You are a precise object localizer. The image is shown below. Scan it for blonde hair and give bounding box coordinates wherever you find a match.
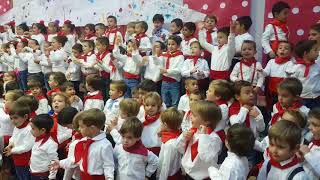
[191,100,222,128]
[209,80,233,100]
[160,107,182,130]
[51,92,71,106]
[282,110,306,129]
[75,109,105,129]
[119,98,140,117]
[143,92,162,108]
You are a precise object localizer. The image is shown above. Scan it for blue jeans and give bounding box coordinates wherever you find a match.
[43,73,51,91]
[18,70,28,91]
[302,98,320,109]
[15,166,31,180]
[124,78,140,98]
[161,81,180,108]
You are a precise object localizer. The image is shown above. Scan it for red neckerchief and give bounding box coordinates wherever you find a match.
[216,99,228,106]
[74,139,95,174]
[271,101,302,125]
[186,91,191,96]
[30,111,36,120]
[295,58,316,77]
[310,139,320,149]
[81,51,94,62]
[162,51,183,69]
[17,120,29,129]
[143,112,160,126]
[135,33,147,43]
[183,35,195,44]
[189,55,200,66]
[206,29,213,44]
[72,130,83,140]
[275,56,291,64]
[123,140,148,156]
[50,113,59,143]
[36,95,46,101]
[46,87,60,97]
[84,91,103,103]
[269,155,300,170]
[95,50,109,62]
[187,127,213,161]
[105,27,118,45]
[161,131,181,143]
[270,19,289,37]
[240,58,257,84]
[228,101,251,128]
[35,133,50,146]
[84,33,96,40]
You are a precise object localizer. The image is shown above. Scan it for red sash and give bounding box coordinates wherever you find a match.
[267,77,284,93]
[271,101,302,125]
[210,70,230,80]
[123,71,140,79]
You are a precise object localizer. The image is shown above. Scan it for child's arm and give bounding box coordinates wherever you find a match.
[11,130,35,154]
[262,61,272,77]
[251,106,265,132]
[163,55,184,76]
[230,62,240,82]
[180,60,192,78]
[229,106,250,125]
[256,63,265,89]
[175,131,193,154]
[227,23,236,60]
[132,50,143,66]
[301,145,320,176]
[101,143,115,180]
[81,55,97,69]
[112,45,128,63]
[261,24,276,58]
[47,143,59,179]
[145,151,159,179]
[109,129,122,145]
[198,29,215,53]
[200,60,210,78]
[256,160,268,180]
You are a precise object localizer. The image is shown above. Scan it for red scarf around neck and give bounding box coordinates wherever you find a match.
[183,35,195,43]
[161,131,181,143]
[95,50,109,62]
[228,101,251,128]
[206,29,213,44]
[187,127,213,161]
[162,51,183,69]
[240,58,257,83]
[17,120,29,129]
[189,55,200,66]
[275,56,291,64]
[271,101,302,125]
[295,58,315,77]
[123,140,148,156]
[84,33,96,40]
[135,33,147,43]
[35,133,50,146]
[81,51,94,62]
[216,99,229,106]
[269,155,300,170]
[270,19,289,35]
[241,58,256,67]
[143,112,160,126]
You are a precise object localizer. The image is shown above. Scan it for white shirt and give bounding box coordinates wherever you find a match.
[2,53,16,71]
[181,111,192,132]
[9,123,35,155]
[56,124,73,144]
[177,94,189,113]
[199,29,236,71]
[59,138,81,180]
[0,108,14,137]
[157,138,182,180]
[208,151,249,180]
[140,117,161,148]
[109,117,126,145]
[113,144,158,179]
[215,103,229,133]
[66,60,81,81]
[47,34,57,43]
[230,61,264,87]
[39,54,52,75]
[30,137,58,179]
[263,58,295,78]
[106,31,123,47]
[262,24,288,54]
[83,91,104,111]
[10,47,27,71]
[103,97,123,125]
[31,34,45,52]
[138,36,152,54]
[303,142,320,179]
[64,34,76,56]
[235,32,254,53]
[71,98,83,112]
[36,98,51,115]
[94,51,124,81]
[49,48,67,73]
[177,130,222,179]
[181,37,198,56]
[271,104,309,126]
[158,52,184,81]
[143,55,164,82]
[181,57,210,79]
[76,133,114,179]
[113,47,142,77]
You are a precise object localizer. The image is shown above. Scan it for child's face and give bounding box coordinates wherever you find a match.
[135,23,143,34]
[277,89,297,109]
[47,23,57,34]
[132,91,140,103]
[167,39,179,53]
[30,122,46,138]
[3,73,15,83]
[236,86,254,105]
[28,40,39,50]
[185,80,199,94]
[95,41,107,53]
[189,94,201,104]
[109,84,122,100]
[144,100,160,116]
[107,18,116,28]
[217,32,228,46]
[182,26,194,37]
[234,20,242,34]
[30,87,42,97]
[16,42,25,53]
[152,42,162,56]
[309,29,320,43]
[95,27,105,37]
[275,8,290,23]
[190,43,201,56]
[308,117,320,140]
[241,43,256,59]
[51,39,61,50]
[10,114,27,127]
[126,26,135,35]
[206,86,219,102]
[121,132,140,149]
[52,95,67,113]
[16,26,24,35]
[138,89,147,104]
[127,41,136,53]
[48,75,58,89]
[32,25,40,35]
[277,42,291,58]
[190,111,207,128]
[78,120,91,137]
[82,42,93,54]
[65,86,76,97]
[305,45,319,60]
[4,95,13,110]
[269,138,297,162]
[62,24,70,34]
[205,18,216,30]
[84,26,93,35]
[72,49,81,58]
[170,22,181,34]
[153,20,163,30]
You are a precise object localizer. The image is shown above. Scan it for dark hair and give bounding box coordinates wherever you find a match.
[64,21,75,33]
[138,21,148,33]
[72,43,83,53]
[29,39,39,46]
[153,14,165,23]
[82,40,95,49]
[107,15,117,23]
[5,90,24,101]
[233,80,252,96]
[227,124,255,156]
[155,41,166,51]
[60,81,74,92]
[86,74,104,91]
[236,16,252,31]
[294,40,317,58]
[9,101,31,117]
[5,81,20,92]
[217,27,230,37]
[272,1,290,16]
[139,79,158,93]
[171,18,183,29]
[278,77,302,96]
[33,23,47,34]
[204,14,218,24]
[17,95,39,112]
[242,40,256,51]
[309,107,320,120]
[84,23,95,33]
[57,107,78,126]
[269,120,301,149]
[53,35,68,47]
[119,117,143,138]
[28,80,42,89]
[96,37,109,47]
[32,114,54,133]
[278,41,294,51]
[168,35,182,46]
[95,23,106,30]
[17,23,29,32]
[50,72,67,86]
[183,22,196,33]
[310,23,320,33]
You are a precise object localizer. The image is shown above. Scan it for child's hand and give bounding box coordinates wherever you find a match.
[160,68,167,74]
[3,145,13,156]
[242,104,252,111]
[230,21,237,34]
[142,56,149,64]
[115,35,122,46]
[106,117,118,132]
[48,160,60,171]
[268,51,276,59]
[45,50,50,57]
[249,107,260,118]
[299,145,310,156]
[197,22,205,30]
[191,67,197,74]
[183,131,194,141]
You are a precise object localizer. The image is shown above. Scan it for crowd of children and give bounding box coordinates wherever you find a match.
[0,1,319,180]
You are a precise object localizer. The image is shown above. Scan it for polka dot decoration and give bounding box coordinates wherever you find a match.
[0,0,12,16]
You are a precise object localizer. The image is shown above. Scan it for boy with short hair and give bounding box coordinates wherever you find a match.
[95,23,106,38]
[47,72,67,98]
[105,15,123,50]
[170,18,183,37]
[235,16,254,54]
[135,21,152,55]
[181,22,198,56]
[84,74,105,110]
[178,77,199,115]
[151,14,169,43]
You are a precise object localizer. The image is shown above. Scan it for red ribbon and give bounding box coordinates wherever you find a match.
[295,58,315,77]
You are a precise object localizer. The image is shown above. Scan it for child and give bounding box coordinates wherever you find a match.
[11,40,28,91]
[47,72,67,98]
[151,14,169,43]
[229,80,265,138]
[235,16,254,54]
[291,40,320,109]
[31,22,46,52]
[230,40,264,92]
[49,36,68,73]
[105,15,123,50]
[135,21,152,55]
[29,114,58,179]
[61,82,83,111]
[66,43,82,94]
[47,20,59,42]
[181,41,210,89]
[38,41,53,91]
[4,101,35,180]
[176,100,222,180]
[84,74,104,110]
[83,23,96,41]
[181,22,198,56]
[178,78,199,114]
[309,23,320,50]
[170,18,183,37]
[61,20,76,56]
[2,71,17,93]
[182,91,205,132]
[28,80,51,114]
[73,40,98,76]
[75,109,115,179]
[140,92,162,155]
[271,78,309,125]
[142,41,165,83]
[113,38,142,98]
[299,107,320,179]
[263,41,295,106]
[17,95,40,120]
[157,107,183,180]
[208,124,255,179]
[95,23,106,38]
[25,39,42,77]
[257,120,308,180]
[201,14,218,61]
[261,1,290,58]
[160,35,184,108]
[103,80,126,125]
[114,117,158,179]
[124,22,136,43]
[199,22,236,80]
